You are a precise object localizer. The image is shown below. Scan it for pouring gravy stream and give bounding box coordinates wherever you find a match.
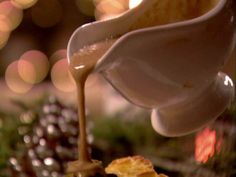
[68,39,117,176]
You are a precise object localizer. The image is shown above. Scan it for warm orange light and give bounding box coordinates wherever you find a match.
[195,127,221,163]
[18,59,36,83]
[51,59,76,92]
[49,49,67,66]
[0,1,23,32]
[18,50,49,84]
[5,61,33,93]
[95,0,128,20]
[11,0,38,9]
[129,0,142,9]
[97,0,126,14]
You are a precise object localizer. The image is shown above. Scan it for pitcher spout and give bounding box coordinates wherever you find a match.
[67,0,155,63]
[67,0,235,136]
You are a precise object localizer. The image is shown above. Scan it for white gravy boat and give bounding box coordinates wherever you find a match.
[68,0,235,136]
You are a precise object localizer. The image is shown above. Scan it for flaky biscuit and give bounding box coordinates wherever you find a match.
[105,156,168,177]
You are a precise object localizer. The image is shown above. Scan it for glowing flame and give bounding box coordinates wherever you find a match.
[195,127,222,163]
[129,0,142,9]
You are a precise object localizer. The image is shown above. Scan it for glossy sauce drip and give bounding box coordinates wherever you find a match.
[68,39,116,177]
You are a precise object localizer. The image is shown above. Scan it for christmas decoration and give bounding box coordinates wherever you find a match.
[7,96,92,177]
[0,105,32,177]
[0,96,235,177]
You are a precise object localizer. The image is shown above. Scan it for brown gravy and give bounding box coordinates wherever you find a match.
[68,39,116,176]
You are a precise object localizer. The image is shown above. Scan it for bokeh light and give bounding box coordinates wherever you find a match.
[18,59,37,83]
[129,0,142,9]
[0,1,23,32]
[5,61,33,93]
[94,0,128,20]
[11,0,38,9]
[94,0,142,20]
[0,32,40,76]
[49,49,67,66]
[31,0,63,28]
[51,59,75,92]
[0,30,10,49]
[18,50,49,84]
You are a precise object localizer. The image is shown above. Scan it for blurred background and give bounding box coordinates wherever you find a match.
[0,0,146,114]
[0,0,235,111]
[0,0,235,177]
